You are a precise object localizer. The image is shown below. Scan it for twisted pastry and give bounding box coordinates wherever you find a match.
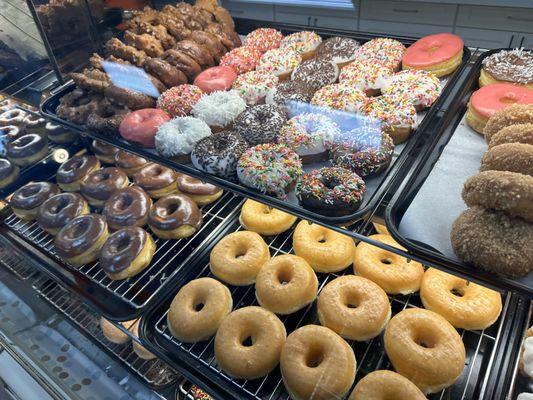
[155,12,191,40]
[57,89,103,124]
[70,69,109,93]
[162,49,202,82]
[104,84,156,110]
[132,22,176,50]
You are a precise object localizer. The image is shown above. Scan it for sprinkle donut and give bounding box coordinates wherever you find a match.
[480,48,533,88]
[311,83,368,113]
[265,80,316,112]
[232,70,279,106]
[339,59,393,97]
[290,59,339,91]
[234,104,287,145]
[257,48,302,80]
[157,84,203,117]
[280,31,322,60]
[220,46,262,75]
[383,69,442,110]
[358,38,406,71]
[316,36,360,67]
[244,28,283,53]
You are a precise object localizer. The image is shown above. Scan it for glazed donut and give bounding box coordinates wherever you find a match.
[480,143,533,176]
[354,233,424,294]
[0,159,19,189]
[373,221,390,235]
[280,31,322,61]
[7,134,48,167]
[402,33,463,77]
[100,227,156,280]
[349,370,426,400]
[220,46,261,75]
[37,193,89,235]
[0,125,22,141]
[191,130,248,181]
[162,49,202,82]
[384,308,465,394]
[237,143,303,198]
[156,85,203,117]
[311,83,368,113]
[102,186,152,231]
[382,69,442,110]
[129,320,156,360]
[315,36,360,67]
[317,275,390,341]
[193,66,236,94]
[54,214,109,265]
[119,108,171,148]
[339,59,393,97]
[466,84,533,134]
[420,268,502,330]
[234,104,287,145]
[90,140,118,164]
[22,114,46,134]
[298,167,366,217]
[210,231,270,286]
[488,123,533,148]
[255,254,318,315]
[104,84,156,111]
[10,182,60,221]
[357,38,406,71]
[293,221,355,273]
[480,49,533,88]
[280,325,356,400]
[175,173,222,205]
[239,199,297,236]
[291,59,339,91]
[232,71,279,106]
[56,155,100,192]
[244,28,283,53]
[167,277,232,343]
[214,306,286,379]
[100,317,135,344]
[483,104,533,143]
[148,194,203,239]
[133,163,178,198]
[0,108,27,127]
[257,48,302,81]
[451,207,533,277]
[191,90,246,132]
[80,167,129,207]
[114,151,149,177]
[45,122,77,144]
[463,170,533,222]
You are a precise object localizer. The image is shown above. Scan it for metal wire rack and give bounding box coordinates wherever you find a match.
[31,273,179,389]
[150,218,509,400]
[0,237,39,280]
[178,379,213,400]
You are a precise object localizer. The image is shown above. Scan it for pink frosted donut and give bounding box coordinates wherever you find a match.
[244,28,283,53]
[157,84,203,117]
[470,83,533,120]
[232,71,279,105]
[311,83,368,113]
[193,66,237,94]
[220,46,262,75]
[119,108,171,148]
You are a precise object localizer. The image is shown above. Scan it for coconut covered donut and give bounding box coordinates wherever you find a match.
[480,48,533,88]
[349,370,427,400]
[191,90,246,131]
[155,116,211,162]
[239,199,297,236]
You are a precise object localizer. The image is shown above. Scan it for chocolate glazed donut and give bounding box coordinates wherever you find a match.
[148,193,203,239]
[176,173,222,205]
[37,192,89,235]
[100,227,156,280]
[114,151,149,176]
[10,182,60,220]
[80,167,129,207]
[133,163,178,198]
[91,140,119,164]
[56,155,100,191]
[7,134,48,167]
[0,158,19,188]
[102,186,152,231]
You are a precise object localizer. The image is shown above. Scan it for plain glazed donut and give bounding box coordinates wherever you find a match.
[210,231,270,286]
[255,254,318,315]
[280,325,356,400]
[420,268,502,330]
[239,199,297,236]
[349,370,426,400]
[214,306,286,379]
[384,308,465,394]
[483,104,533,142]
[480,143,533,177]
[100,317,136,344]
[167,277,233,343]
[354,234,424,295]
[293,221,355,273]
[317,275,391,341]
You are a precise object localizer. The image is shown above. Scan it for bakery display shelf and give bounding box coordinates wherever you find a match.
[0,168,244,321]
[139,216,508,400]
[39,20,472,228]
[384,48,533,298]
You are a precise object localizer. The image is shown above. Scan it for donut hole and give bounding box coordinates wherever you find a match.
[277,266,293,285]
[240,335,255,347]
[305,347,324,368]
[380,258,393,265]
[450,287,466,297]
[414,334,436,349]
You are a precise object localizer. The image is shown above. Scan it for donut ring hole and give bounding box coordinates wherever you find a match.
[450,286,466,297]
[413,333,436,349]
[500,95,518,104]
[305,346,324,368]
[116,194,133,211]
[343,292,360,309]
[162,202,180,216]
[241,335,255,347]
[51,196,70,214]
[276,265,293,285]
[69,220,90,239]
[114,235,131,253]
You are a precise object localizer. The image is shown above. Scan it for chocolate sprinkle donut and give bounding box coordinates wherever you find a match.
[234,104,287,145]
[291,59,339,91]
[316,36,360,65]
[265,80,316,113]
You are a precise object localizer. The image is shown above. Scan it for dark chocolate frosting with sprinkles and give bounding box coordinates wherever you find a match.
[234,104,287,145]
[316,37,360,64]
[291,59,339,90]
[265,80,316,109]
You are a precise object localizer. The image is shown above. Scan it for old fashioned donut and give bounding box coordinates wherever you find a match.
[56,155,100,192]
[7,134,48,167]
[480,143,533,176]
[255,254,318,315]
[483,104,533,143]
[210,231,270,286]
[190,31,227,63]
[10,182,60,220]
[239,199,297,236]
[37,193,90,235]
[176,39,215,68]
[234,104,287,145]
[91,140,119,164]
[293,221,355,273]
[488,123,533,148]
[175,173,222,205]
[0,158,19,189]
[168,277,232,343]
[402,33,463,77]
[133,163,178,198]
[280,324,356,400]
[86,104,129,136]
[354,233,424,295]
[148,194,203,239]
[143,57,187,87]
[384,308,465,394]
[317,275,390,341]
[102,186,152,231]
[56,89,102,125]
[214,306,286,379]
[480,49,533,88]
[114,151,149,176]
[463,170,533,222]
[80,167,129,208]
[119,108,171,148]
[420,268,502,330]
[104,84,156,111]
[349,370,426,400]
[162,49,202,82]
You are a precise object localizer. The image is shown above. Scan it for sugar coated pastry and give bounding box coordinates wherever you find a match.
[293,220,355,273]
[402,33,463,77]
[357,38,406,71]
[280,31,322,60]
[480,143,533,176]
[277,113,339,163]
[311,83,368,113]
[192,90,246,132]
[237,143,302,198]
[480,48,533,88]
[354,233,424,294]
[382,69,442,110]
[385,308,465,394]
[244,28,283,53]
[315,36,360,67]
[520,327,533,379]
[232,70,279,106]
[239,199,297,236]
[219,46,262,75]
[318,275,390,341]
[193,66,237,94]
[280,325,356,400]
[349,370,426,400]
[483,104,533,142]
[155,116,211,162]
[156,84,203,117]
[290,58,339,91]
[257,48,302,80]
[339,59,393,97]
[233,104,287,145]
[451,207,533,277]
[466,84,533,134]
[298,167,366,217]
[488,123,533,148]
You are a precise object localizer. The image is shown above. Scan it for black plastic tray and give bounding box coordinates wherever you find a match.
[40,20,472,227]
[385,48,533,298]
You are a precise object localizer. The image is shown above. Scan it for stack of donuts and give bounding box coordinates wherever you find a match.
[7,141,223,280]
[165,198,502,399]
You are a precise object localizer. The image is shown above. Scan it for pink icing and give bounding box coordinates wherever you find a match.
[403,33,463,67]
[470,83,533,118]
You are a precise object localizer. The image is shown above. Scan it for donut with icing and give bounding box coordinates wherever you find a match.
[193,66,237,94]
[155,116,211,162]
[480,49,533,88]
[232,71,279,106]
[80,167,129,207]
[56,155,100,192]
[7,134,48,167]
[358,38,405,71]
[102,186,152,231]
[219,46,261,75]
[119,108,171,147]
[10,182,60,220]
[133,163,178,198]
[148,193,203,239]
[176,173,223,205]
[244,28,283,53]
[382,69,442,110]
[114,151,149,177]
[280,31,322,61]
[157,85,203,118]
[290,59,339,91]
[315,36,360,67]
[37,192,90,235]
[0,158,19,188]
[339,59,393,97]
[234,104,287,145]
[311,83,368,113]
[257,48,302,81]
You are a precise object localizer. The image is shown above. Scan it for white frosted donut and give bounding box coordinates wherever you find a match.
[232,70,279,105]
[257,48,302,80]
[191,90,246,130]
[155,116,211,161]
[382,69,442,109]
[339,59,393,96]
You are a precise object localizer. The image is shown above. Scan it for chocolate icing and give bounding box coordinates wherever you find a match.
[133,163,177,191]
[234,104,287,145]
[176,173,220,196]
[291,59,339,90]
[80,167,128,201]
[316,37,360,62]
[148,193,203,231]
[54,214,107,258]
[100,226,148,274]
[0,159,16,180]
[114,151,148,169]
[56,155,99,185]
[0,109,27,126]
[482,49,533,85]
[7,134,47,159]
[102,186,152,230]
[91,139,119,158]
[37,192,87,231]
[11,182,60,210]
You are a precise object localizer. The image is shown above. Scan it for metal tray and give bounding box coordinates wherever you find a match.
[40,20,472,227]
[384,49,533,297]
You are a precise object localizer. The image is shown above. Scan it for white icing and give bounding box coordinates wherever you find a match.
[523,337,533,379]
[155,117,211,157]
[518,393,533,400]
[191,90,246,128]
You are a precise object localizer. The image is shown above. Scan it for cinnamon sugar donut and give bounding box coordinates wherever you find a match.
[483,104,533,143]
[349,370,426,400]
[488,123,533,148]
[480,143,533,176]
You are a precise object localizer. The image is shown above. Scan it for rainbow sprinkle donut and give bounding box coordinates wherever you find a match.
[244,28,284,53]
[382,69,441,109]
[311,83,368,113]
[357,38,406,71]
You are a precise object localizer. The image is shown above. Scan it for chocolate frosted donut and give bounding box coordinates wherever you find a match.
[176,173,222,205]
[91,140,119,164]
[481,49,533,86]
[80,167,129,207]
[10,182,60,220]
[0,109,27,127]
[480,143,533,177]
[234,104,287,145]
[0,158,19,188]
[316,36,360,66]
[114,151,149,176]
[37,192,89,234]
[102,186,152,231]
[0,125,22,141]
[291,59,339,90]
[265,80,316,115]
[7,134,48,166]
[45,122,78,144]
[56,155,100,191]
[22,114,46,134]
[148,193,203,239]
[133,163,178,198]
